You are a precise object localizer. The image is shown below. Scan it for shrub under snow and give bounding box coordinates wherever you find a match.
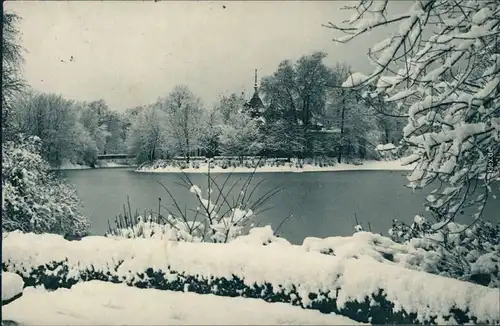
[389,215,499,288]
[2,230,499,325]
[2,135,90,237]
[137,156,340,172]
[106,183,256,243]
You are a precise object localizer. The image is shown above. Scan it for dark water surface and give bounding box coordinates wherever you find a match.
[62,168,500,244]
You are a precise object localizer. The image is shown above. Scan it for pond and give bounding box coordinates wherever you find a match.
[62,168,500,244]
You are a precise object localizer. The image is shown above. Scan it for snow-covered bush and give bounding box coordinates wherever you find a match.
[2,135,90,237]
[329,0,500,223]
[137,156,341,172]
[3,231,499,325]
[107,170,280,243]
[304,231,408,263]
[390,215,499,287]
[353,224,364,233]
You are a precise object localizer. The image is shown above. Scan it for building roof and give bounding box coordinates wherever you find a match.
[247,90,265,110]
[244,69,265,118]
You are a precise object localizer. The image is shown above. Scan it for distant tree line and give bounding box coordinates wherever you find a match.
[4,51,406,167]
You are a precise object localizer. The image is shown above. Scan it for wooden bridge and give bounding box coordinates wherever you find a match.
[96,153,134,160]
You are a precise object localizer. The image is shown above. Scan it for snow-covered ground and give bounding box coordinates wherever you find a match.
[2,281,362,325]
[57,160,133,170]
[137,160,416,174]
[1,272,24,304]
[98,161,132,168]
[3,231,498,324]
[58,160,92,170]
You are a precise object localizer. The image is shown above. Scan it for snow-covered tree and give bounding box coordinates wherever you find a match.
[2,135,90,237]
[127,104,172,164]
[161,85,203,162]
[102,111,127,153]
[71,121,99,167]
[376,106,406,146]
[84,100,127,154]
[77,102,104,153]
[217,93,247,121]
[330,95,379,161]
[219,110,263,161]
[260,119,305,158]
[11,92,80,167]
[78,100,121,155]
[119,110,134,144]
[2,11,26,139]
[198,107,222,158]
[260,52,336,156]
[328,0,500,223]
[322,64,379,162]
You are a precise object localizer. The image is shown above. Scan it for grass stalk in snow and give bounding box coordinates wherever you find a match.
[106,162,287,243]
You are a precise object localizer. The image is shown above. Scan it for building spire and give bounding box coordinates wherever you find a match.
[254,68,258,92]
[245,68,265,119]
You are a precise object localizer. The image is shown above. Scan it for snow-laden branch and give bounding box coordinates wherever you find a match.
[328,0,500,223]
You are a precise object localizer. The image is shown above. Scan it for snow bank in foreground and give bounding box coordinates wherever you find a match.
[1,272,24,304]
[137,160,416,174]
[2,231,498,324]
[2,281,361,325]
[231,225,291,246]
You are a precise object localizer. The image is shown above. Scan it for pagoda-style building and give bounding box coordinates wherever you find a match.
[244,69,265,119]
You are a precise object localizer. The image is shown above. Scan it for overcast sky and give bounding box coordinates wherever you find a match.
[6,1,407,111]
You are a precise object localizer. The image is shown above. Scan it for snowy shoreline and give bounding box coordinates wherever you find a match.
[136,160,416,174]
[56,161,135,171]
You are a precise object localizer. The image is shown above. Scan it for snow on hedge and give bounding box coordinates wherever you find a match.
[2,280,362,325]
[230,225,291,246]
[1,272,24,304]
[302,231,408,262]
[2,231,499,324]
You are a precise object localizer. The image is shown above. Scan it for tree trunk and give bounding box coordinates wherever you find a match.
[150,142,156,162]
[302,96,312,158]
[360,137,366,160]
[338,89,346,164]
[303,125,310,158]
